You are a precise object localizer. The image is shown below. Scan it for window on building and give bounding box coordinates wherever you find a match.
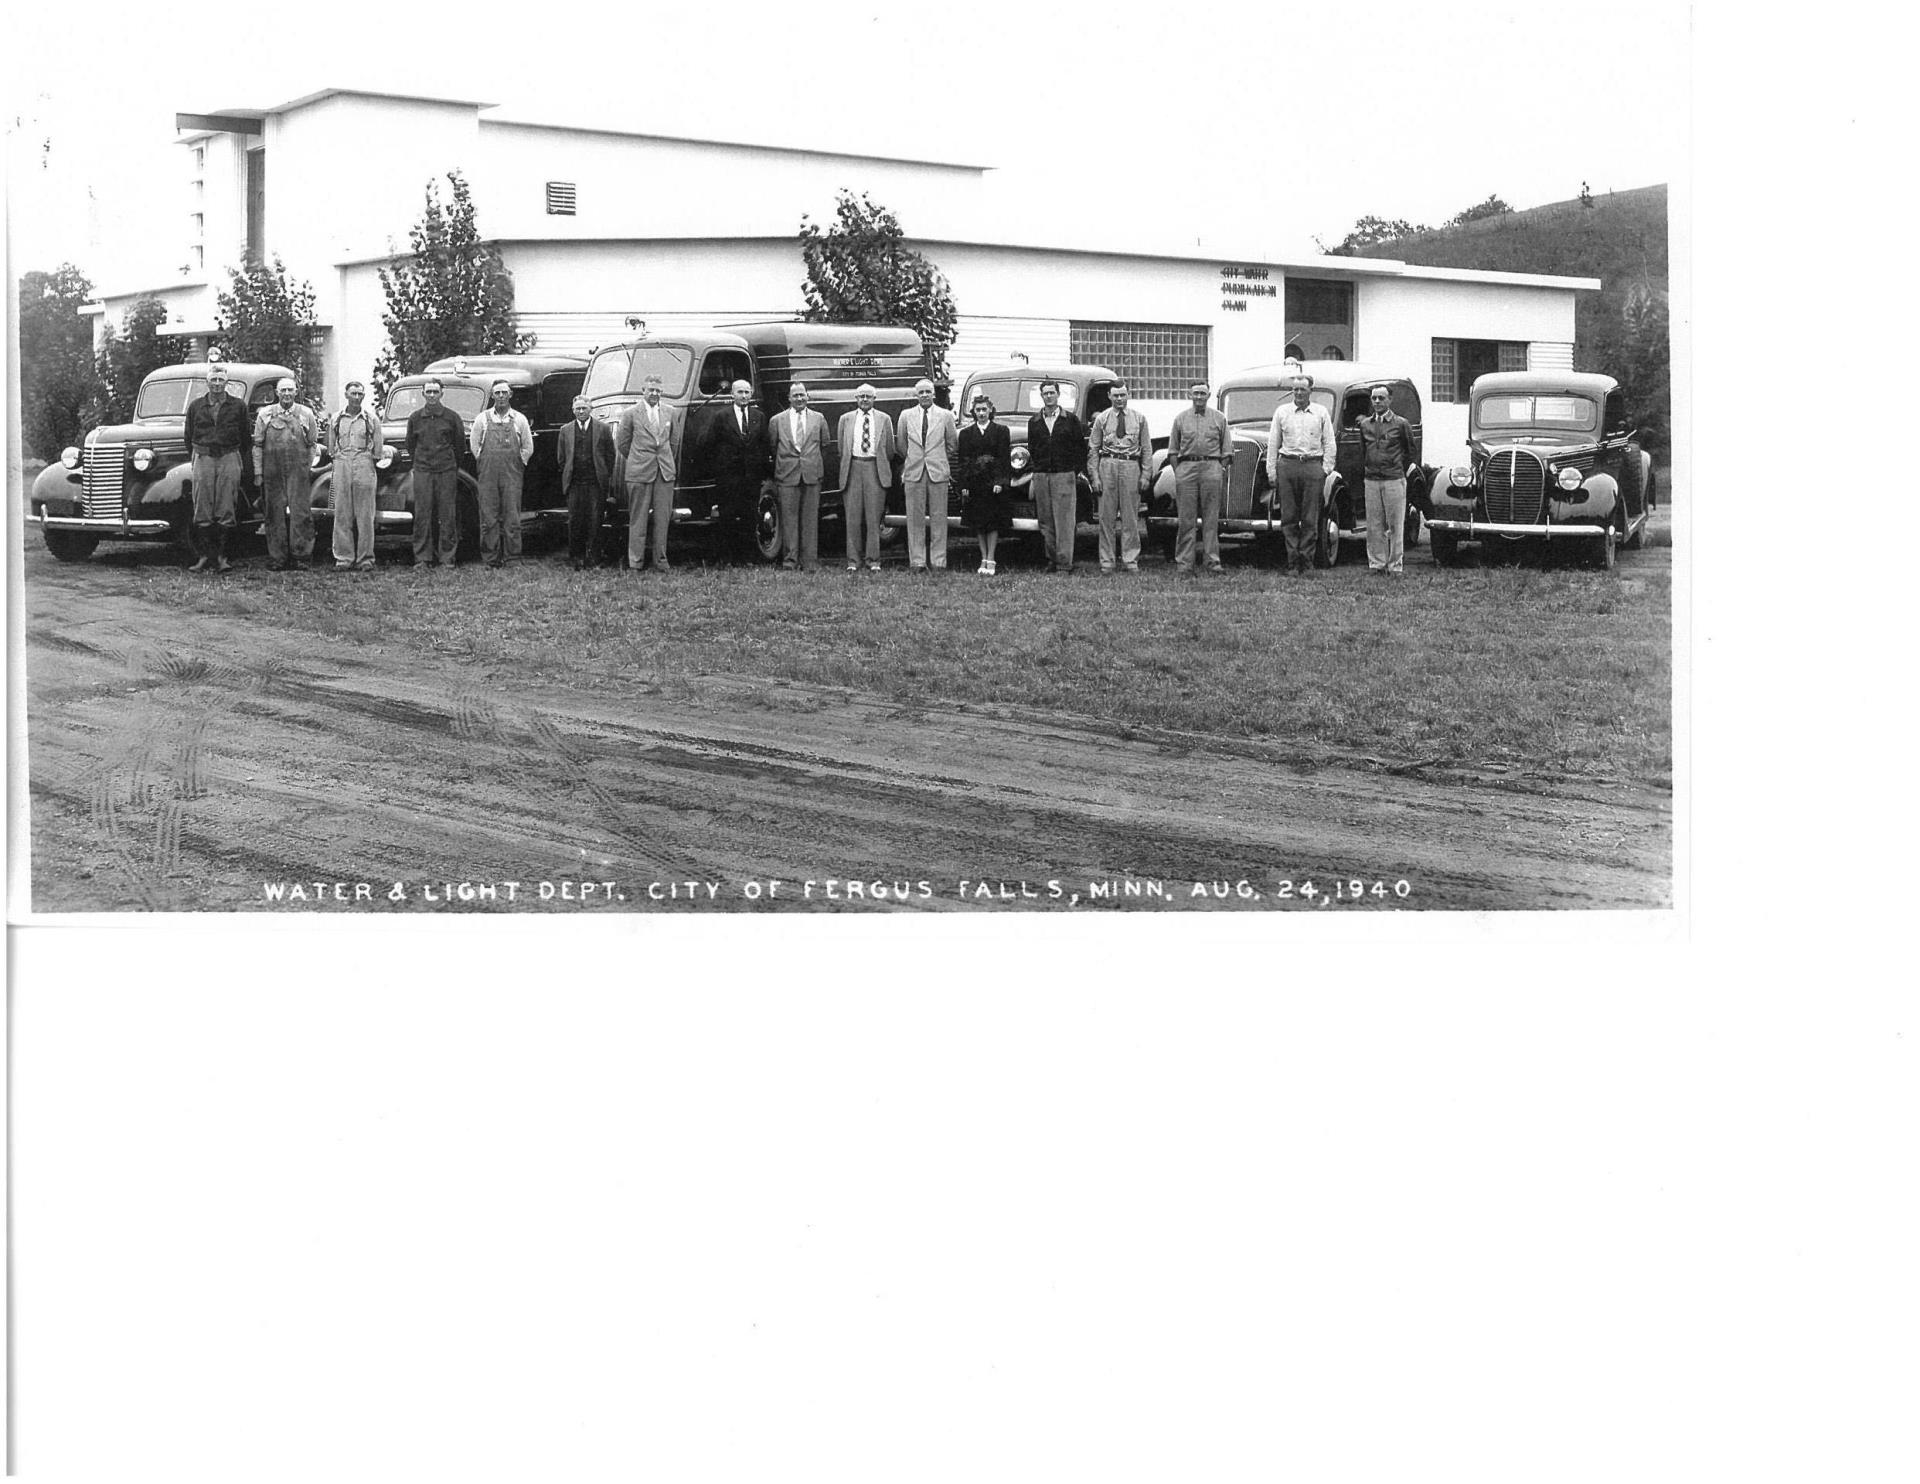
[1068,321,1209,400]
[245,148,265,264]
[1431,338,1531,402]
[546,182,577,216]
[1285,278,1355,361]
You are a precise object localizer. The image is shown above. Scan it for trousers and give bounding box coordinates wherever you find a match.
[330,450,377,567]
[476,451,524,565]
[412,466,460,564]
[627,477,672,569]
[260,443,314,565]
[1275,456,1323,569]
[903,473,950,569]
[1031,471,1077,571]
[1364,477,1408,572]
[843,460,885,566]
[777,481,819,569]
[1096,459,1144,570]
[190,449,242,527]
[1174,464,1224,572]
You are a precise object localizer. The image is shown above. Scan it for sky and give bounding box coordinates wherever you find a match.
[3,0,1689,292]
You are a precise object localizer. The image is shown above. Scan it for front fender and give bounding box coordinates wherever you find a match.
[31,461,82,509]
[1551,470,1618,524]
[1323,471,1348,523]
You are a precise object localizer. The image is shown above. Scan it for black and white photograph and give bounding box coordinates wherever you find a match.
[7,3,1914,1483]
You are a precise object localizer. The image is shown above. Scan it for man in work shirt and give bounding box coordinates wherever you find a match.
[896,378,958,571]
[1086,382,1150,574]
[469,379,535,568]
[1167,381,1233,575]
[182,361,253,573]
[1358,384,1416,575]
[404,378,466,568]
[325,379,383,570]
[615,372,677,572]
[1026,379,1086,573]
[1266,372,1336,574]
[254,376,320,571]
[838,383,895,572]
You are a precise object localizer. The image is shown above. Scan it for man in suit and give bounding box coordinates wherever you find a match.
[1027,378,1087,573]
[769,382,827,571]
[558,395,617,569]
[704,378,769,548]
[616,372,678,572]
[837,383,895,573]
[896,377,959,571]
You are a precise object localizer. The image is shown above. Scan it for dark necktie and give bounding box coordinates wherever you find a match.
[1116,410,1126,443]
[921,408,929,449]
[738,408,747,435]
[861,415,870,454]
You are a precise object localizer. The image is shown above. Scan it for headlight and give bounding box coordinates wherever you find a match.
[1449,465,1473,487]
[1555,466,1583,492]
[1010,446,1031,470]
[132,447,155,472]
[60,446,81,470]
[376,444,395,470]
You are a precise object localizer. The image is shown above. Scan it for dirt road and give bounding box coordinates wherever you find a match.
[20,556,1670,914]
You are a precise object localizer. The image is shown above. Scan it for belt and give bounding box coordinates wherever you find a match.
[1099,450,1143,460]
[193,445,238,457]
[849,455,876,462]
[1280,452,1322,460]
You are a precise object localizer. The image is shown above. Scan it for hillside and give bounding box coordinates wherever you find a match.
[1354,184,1671,452]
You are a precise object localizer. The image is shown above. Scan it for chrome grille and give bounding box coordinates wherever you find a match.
[1484,449,1545,524]
[81,447,126,518]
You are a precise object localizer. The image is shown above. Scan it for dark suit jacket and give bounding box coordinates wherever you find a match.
[557,417,617,494]
[956,420,1012,489]
[1026,409,1087,475]
[705,404,770,484]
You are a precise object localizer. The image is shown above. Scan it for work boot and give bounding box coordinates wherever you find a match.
[214,526,232,573]
[188,523,213,572]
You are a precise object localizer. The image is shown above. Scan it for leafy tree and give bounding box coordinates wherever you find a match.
[213,253,322,402]
[16,263,97,458]
[1318,216,1430,256]
[1586,282,1670,454]
[1446,194,1513,227]
[94,295,190,424]
[372,170,531,403]
[798,191,957,379]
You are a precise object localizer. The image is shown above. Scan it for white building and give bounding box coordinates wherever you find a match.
[85,88,1599,462]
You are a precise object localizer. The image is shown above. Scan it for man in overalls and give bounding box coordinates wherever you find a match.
[468,379,534,567]
[326,379,383,570]
[254,377,319,571]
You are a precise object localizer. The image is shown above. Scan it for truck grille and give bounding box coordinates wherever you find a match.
[1484,449,1545,524]
[81,447,126,518]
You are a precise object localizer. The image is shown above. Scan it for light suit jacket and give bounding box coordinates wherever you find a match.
[616,400,678,483]
[896,403,959,483]
[771,407,827,485]
[836,408,896,486]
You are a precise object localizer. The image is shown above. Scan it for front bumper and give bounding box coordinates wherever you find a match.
[31,512,175,537]
[1425,519,1607,537]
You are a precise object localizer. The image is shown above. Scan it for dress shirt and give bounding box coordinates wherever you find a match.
[1169,407,1233,464]
[1268,399,1337,475]
[1088,406,1150,477]
[183,392,252,454]
[328,408,381,453]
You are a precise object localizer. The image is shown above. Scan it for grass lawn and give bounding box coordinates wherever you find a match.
[119,526,1672,785]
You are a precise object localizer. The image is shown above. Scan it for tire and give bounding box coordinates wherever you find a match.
[1589,524,1617,570]
[735,484,782,563]
[1403,503,1422,550]
[1626,460,1653,548]
[1620,456,1648,549]
[1429,528,1458,567]
[1316,512,1341,568]
[42,528,99,563]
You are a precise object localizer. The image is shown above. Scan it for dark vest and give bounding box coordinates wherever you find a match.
[570,423,600,488]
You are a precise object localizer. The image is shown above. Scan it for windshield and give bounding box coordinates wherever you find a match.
[1022,381,1078,413]
[135,378,208,419]
[384,384,489,422]
[1473,394,1600,434]
[624,346,694,397]
[1220,387,1335,424]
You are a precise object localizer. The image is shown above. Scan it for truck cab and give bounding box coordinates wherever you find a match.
[953,363,1117,537]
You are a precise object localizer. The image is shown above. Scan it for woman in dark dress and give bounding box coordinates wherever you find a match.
[956,395,1012,575]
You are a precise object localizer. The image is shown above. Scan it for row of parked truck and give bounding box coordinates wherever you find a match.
[31,319,1656,570]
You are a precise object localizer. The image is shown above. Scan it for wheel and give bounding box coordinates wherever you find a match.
[1588,525,1617,570]
[42,528,99,563]
[1620,456,1648,549]
[1403,504,1422,550]
[1626,462,1654,548]
[1429,528,1458,567]
[733,484,782,563]
[1316,512,1341,568]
